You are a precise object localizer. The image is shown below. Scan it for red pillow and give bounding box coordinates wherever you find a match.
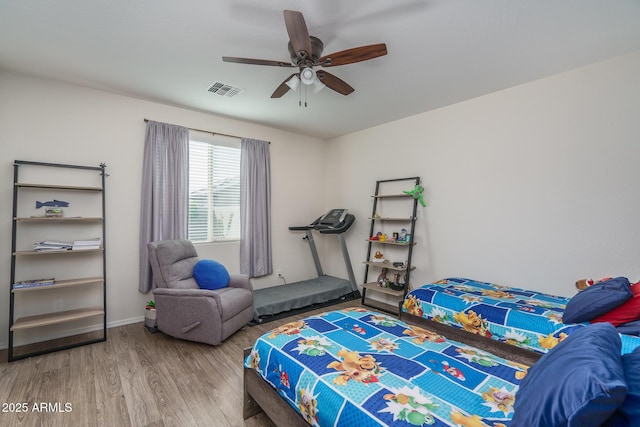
[591,283,640,326]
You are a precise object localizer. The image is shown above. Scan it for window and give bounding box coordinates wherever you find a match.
[188,132,241,243]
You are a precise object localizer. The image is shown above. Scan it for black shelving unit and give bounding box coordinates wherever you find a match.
[361,177,420,315]
[9,160,107,361]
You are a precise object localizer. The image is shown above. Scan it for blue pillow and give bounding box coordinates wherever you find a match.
[563,277,632,323]
[512,323,627,427]
[604,346,640,426]
[620,347,640,424]
[193,259,230,290]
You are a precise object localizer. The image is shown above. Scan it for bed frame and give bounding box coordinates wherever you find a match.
[243,307,542,426]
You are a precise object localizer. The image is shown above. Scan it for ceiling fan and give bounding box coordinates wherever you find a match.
[222,10,387,100]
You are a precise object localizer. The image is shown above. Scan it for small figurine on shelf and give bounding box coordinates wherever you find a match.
[372,250,385,262]
[399,228,408,242]
[377,268,389,288]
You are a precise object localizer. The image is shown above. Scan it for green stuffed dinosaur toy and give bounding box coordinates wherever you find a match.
[403,184,426,207]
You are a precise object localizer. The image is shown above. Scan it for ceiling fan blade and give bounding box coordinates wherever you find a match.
[271,73,298,98]
[319,43,388,67]
[283,10,312,60]
[316,70,354,95]
[222,56,294,67]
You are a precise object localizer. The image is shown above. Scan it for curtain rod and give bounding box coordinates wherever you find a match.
[143,119,270,143]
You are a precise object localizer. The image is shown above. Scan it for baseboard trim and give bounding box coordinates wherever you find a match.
[0,315,146,351]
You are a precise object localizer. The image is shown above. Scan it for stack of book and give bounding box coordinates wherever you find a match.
[13,278,55,290]
[45,207,64,218]
[33,241,72,251]
[72,237,102,250]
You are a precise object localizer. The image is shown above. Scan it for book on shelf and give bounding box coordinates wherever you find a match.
[72,237,102,250]
[45,207,64,218]
[12,278,55,289]
[33,241,72,251]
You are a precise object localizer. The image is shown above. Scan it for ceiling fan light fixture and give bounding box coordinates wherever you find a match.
[285,75,300,91]
[312,79,325,93]
[300,67,316,85]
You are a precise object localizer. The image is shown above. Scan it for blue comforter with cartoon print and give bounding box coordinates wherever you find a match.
[245,308,525,426]
[402,277,640,355]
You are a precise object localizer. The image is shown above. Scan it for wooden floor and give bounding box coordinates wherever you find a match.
[0,300,361,427]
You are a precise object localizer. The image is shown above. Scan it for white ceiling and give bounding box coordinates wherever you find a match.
[1,1,640,139]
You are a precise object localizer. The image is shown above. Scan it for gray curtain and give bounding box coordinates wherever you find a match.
[240,138,272,277]
[138,120,189,293]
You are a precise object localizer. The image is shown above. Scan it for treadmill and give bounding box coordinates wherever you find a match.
[251,209,360,324]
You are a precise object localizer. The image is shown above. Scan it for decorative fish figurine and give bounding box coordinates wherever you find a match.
[35,200,69,209]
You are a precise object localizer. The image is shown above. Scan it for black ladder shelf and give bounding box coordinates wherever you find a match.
[9,160,107,361]
[361,177,420,315]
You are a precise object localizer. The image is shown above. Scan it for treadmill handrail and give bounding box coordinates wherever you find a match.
[288,225,312,231]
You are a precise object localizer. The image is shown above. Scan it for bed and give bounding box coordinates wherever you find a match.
[243,307,532,427]
[400,277,640,355]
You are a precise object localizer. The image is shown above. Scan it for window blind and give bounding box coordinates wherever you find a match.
[188,137,241,242]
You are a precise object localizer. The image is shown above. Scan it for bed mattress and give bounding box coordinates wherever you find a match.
[402,277,640,355]
[245,307,527,426]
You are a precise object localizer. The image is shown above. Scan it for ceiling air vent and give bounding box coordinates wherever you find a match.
[207,81,244,98]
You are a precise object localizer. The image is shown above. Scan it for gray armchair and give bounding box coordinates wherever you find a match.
[147,239,254,345]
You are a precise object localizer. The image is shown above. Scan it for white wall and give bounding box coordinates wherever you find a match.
[0,71,326,348]
[3,48,640,348]
[325,50,640,298]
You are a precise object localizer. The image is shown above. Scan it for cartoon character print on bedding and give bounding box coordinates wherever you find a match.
[327,349,384,385]
[403,324,447,344]
[537,331,569,350]
[295,336,333,357]
[297,387,319,426]
[267,320,306,338]
[403,278,585,353]
[454,309,493,337]
[380,385,441,426]
[404,294,425,318]
[248,308,527,427]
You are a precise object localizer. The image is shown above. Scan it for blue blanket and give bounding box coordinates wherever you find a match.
[403,277,640,355]
[246,308,527,426]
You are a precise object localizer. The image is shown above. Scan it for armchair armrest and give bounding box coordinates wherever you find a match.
[153,287,223,299]
[228,274,253,292]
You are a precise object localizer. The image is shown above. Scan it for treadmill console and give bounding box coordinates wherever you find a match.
[289,209,355,234]
[317,209,348,228]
